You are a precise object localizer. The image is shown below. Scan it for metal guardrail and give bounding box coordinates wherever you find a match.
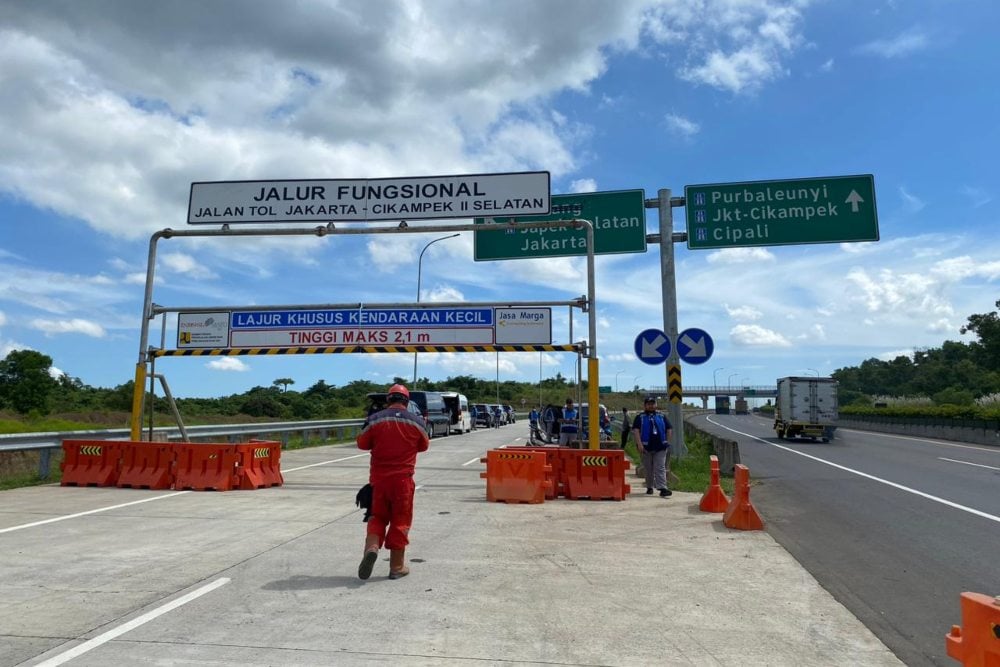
[0,419,367,480]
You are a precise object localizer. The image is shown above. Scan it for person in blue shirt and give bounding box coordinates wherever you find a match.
[470,405,478,430]
[631,395,673,497]
[558,398,579,445]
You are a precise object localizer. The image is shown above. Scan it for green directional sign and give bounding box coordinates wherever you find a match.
[598,385,612,393]
[474,189,646,260]
[684,175,878,249]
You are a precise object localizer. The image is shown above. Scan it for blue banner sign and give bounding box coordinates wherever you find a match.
[230,308,494,329]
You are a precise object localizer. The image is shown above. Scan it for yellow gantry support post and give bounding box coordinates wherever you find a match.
[129,362,147,440]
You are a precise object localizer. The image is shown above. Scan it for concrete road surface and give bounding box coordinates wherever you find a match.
[692,412,999,667]
[1,425,899,666]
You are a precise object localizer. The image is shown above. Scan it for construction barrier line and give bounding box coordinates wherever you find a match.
[61,440,122,487]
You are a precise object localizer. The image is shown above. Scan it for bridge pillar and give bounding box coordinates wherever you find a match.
[701,395,708,409]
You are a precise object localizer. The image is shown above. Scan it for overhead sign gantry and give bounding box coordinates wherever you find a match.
[131,170,604,448]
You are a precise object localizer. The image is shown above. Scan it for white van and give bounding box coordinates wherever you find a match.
[441,392,471,434]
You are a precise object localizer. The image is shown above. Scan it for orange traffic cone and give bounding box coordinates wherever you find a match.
[699,455,730,513]
[722,464,763,531]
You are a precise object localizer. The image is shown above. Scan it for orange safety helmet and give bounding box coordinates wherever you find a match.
[387,383,410,403]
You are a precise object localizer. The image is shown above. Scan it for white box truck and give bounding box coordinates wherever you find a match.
[773,377,838,442]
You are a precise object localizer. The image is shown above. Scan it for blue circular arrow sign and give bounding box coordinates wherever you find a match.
[634,328,671,365]
[676,327,714,365]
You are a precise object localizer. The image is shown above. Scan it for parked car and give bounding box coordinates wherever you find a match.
[502,405,516,424]
[473,403,493,428]
[441,392,471,434]
[409,391,452,438]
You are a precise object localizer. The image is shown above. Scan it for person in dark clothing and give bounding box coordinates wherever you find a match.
[620,407,630,449]
[631,396,673,497]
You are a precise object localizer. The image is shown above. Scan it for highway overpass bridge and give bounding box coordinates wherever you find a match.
[641,385,777,409]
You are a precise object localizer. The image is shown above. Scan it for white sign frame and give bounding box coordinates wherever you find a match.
[188,171,551,224]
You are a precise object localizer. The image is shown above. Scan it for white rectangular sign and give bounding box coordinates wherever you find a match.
[494,308,551,344]
[188,171,550,224]
[177,312,230,348]
[230,327,494,347]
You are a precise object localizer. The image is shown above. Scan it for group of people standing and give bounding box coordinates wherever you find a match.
[355,384,674,581]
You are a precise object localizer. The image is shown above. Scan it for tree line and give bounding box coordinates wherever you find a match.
[0,348,581,422]
[832,299,1000,406]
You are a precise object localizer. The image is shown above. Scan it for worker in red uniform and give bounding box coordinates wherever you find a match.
[356,383,429,580]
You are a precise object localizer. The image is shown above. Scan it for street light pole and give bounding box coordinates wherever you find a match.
[727,372,739,391]
[713,367,725,392]
[615,369,624,393]
[806,367,819,377]
[413,233,460,388]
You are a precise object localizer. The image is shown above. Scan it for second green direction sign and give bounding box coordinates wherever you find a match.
[685,175,878,249]
[474,189,646,260]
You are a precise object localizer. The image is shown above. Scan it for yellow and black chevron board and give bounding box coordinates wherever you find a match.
[668,364,682,404]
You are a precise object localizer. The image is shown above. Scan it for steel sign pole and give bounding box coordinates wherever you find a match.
[658,189,686,457]
[413,233,459,387]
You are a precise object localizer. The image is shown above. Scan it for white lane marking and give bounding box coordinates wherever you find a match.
[705,416,1000,525]
[939,457,1000,471]
[0,492,190,535]
[36,577,231,666]
[415,485,424,491]
[838,428,1000,454]
[462,457,483,466]
[282,452,368,472]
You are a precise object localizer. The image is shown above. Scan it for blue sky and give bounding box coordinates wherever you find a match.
[1,1,998,400]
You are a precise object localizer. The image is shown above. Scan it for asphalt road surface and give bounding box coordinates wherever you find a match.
[0,422,904,667]
[691,412,1000,667]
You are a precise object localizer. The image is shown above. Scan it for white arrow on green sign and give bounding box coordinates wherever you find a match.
[684,175,878,249]
[473,189,647,260]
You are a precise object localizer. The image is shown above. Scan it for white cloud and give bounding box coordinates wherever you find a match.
[0,311,6,326]
[206,357,249,372]
[48,366,64,379]
[664,113,700,138]
[820,58,834,72]
[961,186,991,208]
[898,186,925,213]
[927,318,953,334]
[669,2,807,94]
[570,178,597,193]
[725,304,763,320]
[730,324,792,347]
[29,318,106,337]
[856,28,929,58]
[706,247,775,264]
[877,349,915,362]
[930,256,1000,281]
[160,252,218,279]
[846,267,952,315]
[125,272,149,285]
[422,285,465,302]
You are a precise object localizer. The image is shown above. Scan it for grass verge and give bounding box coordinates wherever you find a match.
[624,432,734,495]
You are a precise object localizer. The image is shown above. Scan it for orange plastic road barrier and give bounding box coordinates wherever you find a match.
[945,591,1000,665]
[699,454,730,513]
[173,443,240,491]
[235,441,284,489]
[61,440,122,487]
[501,446,568,499]
[116,442,175,490]
[479,449,551,503]
[561,450,631,501]
[722,464,764,530]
